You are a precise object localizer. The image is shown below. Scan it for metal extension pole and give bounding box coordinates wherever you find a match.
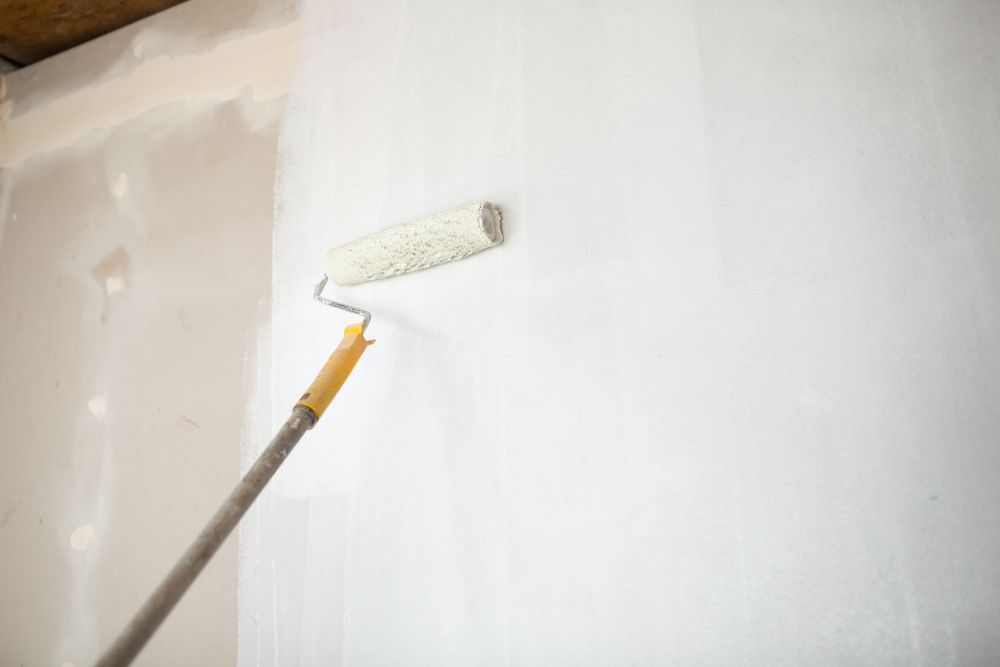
[95,406,317,667]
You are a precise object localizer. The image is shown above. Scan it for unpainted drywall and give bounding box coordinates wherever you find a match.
[0,0,296,664]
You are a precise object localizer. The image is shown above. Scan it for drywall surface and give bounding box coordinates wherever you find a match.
[0,0,295,664]
[3,0,999,665]
[263,0,1000,664]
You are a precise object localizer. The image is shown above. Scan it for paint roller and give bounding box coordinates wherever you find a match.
[97,202,504,667]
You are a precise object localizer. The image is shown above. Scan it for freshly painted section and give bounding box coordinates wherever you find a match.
[268,0,1000,664]
[326,202,503,285]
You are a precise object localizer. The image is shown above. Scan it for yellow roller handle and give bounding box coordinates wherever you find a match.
[295,323,374,421]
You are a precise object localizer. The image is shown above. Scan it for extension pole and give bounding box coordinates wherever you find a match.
[96,311,372,666]
[95,406,316,667]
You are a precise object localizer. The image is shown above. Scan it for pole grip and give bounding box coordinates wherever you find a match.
[295,323,373,421]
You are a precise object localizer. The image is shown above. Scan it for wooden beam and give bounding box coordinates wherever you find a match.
[0,0,188,65]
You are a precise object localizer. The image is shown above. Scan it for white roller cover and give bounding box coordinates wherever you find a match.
[326,202,504,285]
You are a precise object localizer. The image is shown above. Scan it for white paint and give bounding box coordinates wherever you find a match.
[237,330,269,667]
[326,202,503,285]
[112,173,128,198]
[69,523,94,551]
[239,4,362,664]
[268,0,357,499]
[252,0,1000,664]
[87,396,107,419]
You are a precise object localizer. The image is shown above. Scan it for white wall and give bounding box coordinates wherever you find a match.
[271,0,1000,664]
[2,0,999,665]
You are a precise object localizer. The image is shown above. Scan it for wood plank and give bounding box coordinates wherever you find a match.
[0,0,188,65]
